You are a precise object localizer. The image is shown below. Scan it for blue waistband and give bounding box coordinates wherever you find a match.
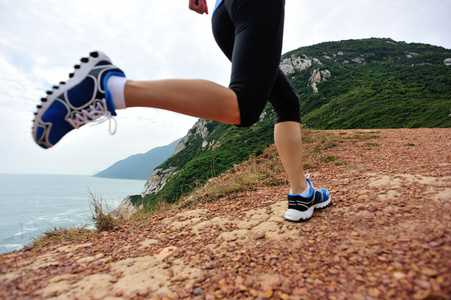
[213,0,223,14]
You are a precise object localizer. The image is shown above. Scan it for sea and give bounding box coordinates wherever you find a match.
[0,173,146,255]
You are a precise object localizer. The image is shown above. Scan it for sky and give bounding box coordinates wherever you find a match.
[0,0,450,175]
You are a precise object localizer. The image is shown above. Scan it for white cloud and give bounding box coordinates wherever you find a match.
[283,0,451,51]
[0,57,43,112]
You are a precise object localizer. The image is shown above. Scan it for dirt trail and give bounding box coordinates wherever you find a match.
[1,128,450,300]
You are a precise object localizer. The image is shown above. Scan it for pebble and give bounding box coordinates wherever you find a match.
[193,287,203,296]
[263,289,274,299]
[393,272,406,280]
[420,267,438,277]
[414,279,431,290]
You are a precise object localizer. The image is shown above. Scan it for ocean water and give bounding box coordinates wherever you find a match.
[0,174,146,255]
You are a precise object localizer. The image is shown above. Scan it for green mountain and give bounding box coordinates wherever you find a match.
[130,38,451,210]
[283,38,451,128]
[93,138,182,180]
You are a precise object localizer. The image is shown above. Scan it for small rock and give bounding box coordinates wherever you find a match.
[205,293,215,300]
[393,272,406,280]
[109,277,118,283]
[193,287,204,296]
[352,293,365,300]
[156,246,178,260]
[255,233,265,240]
[214,290,224,299]
[193,287,203,296]
[204,263,215,270]
[292,288,307,296]
[346,247,358,254]
[414,279,431,290]
[420,267,438,277]
[221,284,234,295]
[355,275,365,282]
[129,291,138,299]
[392,261,403,270]
[369,288,381,297]
[249,289,259,297]
[105,257,113,263]
[238,285,247,291]
[413,289,432,300]
[264,289,274,299]
[328,268,339,275]
[115,289,123,297]
[280,293,290,300]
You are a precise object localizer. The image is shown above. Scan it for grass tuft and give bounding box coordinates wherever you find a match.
[179,145,285,207]
[89,190,124,233]
[32,225,91,249]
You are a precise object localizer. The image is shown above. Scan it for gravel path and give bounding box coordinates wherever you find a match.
[1,128,450,300]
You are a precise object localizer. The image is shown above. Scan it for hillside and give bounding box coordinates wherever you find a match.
[93,138,182,180]
[283,38,451,129]
[137,109,276,209]
[1,128,450,299]
[134,38,451,210]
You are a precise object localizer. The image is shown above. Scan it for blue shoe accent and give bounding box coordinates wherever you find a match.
[32,51,125,149]
[285,174,331,222]
[36,126,45,142]
[41,100,73,146]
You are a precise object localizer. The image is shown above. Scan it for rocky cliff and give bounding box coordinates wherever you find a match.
[141,119,215,198]
[174,119,213,155]
[112,196,143,219]
[280,54,331,94]
[140,167,178,197]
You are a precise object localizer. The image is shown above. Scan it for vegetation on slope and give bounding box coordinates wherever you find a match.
[285,38,451,128]
[135,104,276,210]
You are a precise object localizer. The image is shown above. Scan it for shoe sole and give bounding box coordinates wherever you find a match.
[32,51,111,145]
[284,196,332,222]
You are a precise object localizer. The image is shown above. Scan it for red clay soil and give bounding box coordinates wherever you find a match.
[0,128,450,300]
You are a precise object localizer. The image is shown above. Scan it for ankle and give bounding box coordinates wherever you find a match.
[290,180,310,197]
[106,75,127,110]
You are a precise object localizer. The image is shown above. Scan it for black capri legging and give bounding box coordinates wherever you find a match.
[212,0,301,127]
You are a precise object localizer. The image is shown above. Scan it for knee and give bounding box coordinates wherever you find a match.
[273,93,301,124]
[238,108,265,127]
[232,86,267,127]
[236,98,267,127]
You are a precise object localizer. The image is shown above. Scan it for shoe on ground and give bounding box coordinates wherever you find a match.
[32,51,125,149]
[285,174,331,222]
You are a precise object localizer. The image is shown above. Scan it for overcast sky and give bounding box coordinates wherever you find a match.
[1,0,450,175]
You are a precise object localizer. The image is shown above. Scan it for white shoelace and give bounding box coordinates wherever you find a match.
[67,99,117,135]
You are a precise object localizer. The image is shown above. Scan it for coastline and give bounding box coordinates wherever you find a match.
[0,174,146,254]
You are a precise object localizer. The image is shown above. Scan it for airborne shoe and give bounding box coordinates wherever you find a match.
[285,174,331,222]
[32,51,125,149]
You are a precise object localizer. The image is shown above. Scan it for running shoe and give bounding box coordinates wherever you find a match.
[32,51,125,149]
[285,174,331,222]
